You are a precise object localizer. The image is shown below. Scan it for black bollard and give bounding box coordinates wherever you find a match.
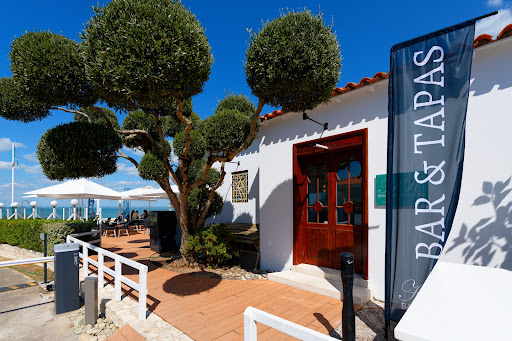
[340,252,356,341]
[40,233,48,284]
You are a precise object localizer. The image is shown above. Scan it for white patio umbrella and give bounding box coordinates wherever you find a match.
[120,185,178,213]
[24,178,123,220]
[24,178,123,200]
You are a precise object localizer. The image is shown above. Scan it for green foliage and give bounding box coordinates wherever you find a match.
[43,222,96,256]
[0,77,51,122]
[215,93,256,116]
[245,10,341,112]
[188,159,221,188]
[138,152,167,180]
[37,121,123,180]
[122,110,160,151]
[202,108,251,154]
[173,130,206,160]
[74,106,120,130]
[9,31,96,108]
[82,0,213,111]
[0,219,46,252]
[0,220,96,255]
[188,187,223,219]
[183,223,238,267]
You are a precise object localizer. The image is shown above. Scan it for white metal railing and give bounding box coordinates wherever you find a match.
[244,307,338,341]
[0,256,54,268]
[67,232,148,321]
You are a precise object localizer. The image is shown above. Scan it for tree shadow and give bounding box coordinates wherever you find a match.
[162,272,222,296]
[445,178,512,270]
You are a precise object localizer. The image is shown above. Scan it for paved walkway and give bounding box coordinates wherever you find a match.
[101,231,350,340]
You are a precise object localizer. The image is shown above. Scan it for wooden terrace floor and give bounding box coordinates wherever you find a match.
[99,231,355,340]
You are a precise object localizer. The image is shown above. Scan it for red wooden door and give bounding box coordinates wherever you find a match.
[298,149,364,273]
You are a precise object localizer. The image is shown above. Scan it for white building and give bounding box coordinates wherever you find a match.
[210,24,512,303]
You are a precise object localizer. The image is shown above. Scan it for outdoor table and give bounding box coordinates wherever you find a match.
[394,261,512,340]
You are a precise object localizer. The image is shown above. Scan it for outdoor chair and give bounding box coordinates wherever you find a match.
[143,217,152,235]
[100,222,117,237]
[117,221,130,237]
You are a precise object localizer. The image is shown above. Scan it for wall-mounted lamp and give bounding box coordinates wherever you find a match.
[303,113,328,131]
[226,161,240,166]
[314,144,329,150]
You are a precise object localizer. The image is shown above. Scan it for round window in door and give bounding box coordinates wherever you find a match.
[336,158,362,225]
[307,163,329,224]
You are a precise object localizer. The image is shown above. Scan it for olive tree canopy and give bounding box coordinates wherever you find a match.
[0,1,342,253]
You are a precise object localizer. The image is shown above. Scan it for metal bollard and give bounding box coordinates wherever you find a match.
[340,252,356,341]
[84,277,99,326]
[39,233,48,284]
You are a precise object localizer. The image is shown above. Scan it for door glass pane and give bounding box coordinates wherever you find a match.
[337,208,348,224]
[308,208,317,223]
[336,160,348,207]
[319,208,329,224]
[308,181,316,205]
[318,174,328,205]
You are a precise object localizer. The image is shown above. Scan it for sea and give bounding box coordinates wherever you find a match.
[0,205,172,220]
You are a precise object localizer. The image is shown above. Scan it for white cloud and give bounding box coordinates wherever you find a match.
[475,8,512,38]
[23,152,39,163]
[488,0,504,7]
[22,164,42,174]
[117,162,139,176]
[0,161,11,170]
[0,138,27,152]
[122,147,145,157]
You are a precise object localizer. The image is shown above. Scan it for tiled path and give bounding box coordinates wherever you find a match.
[100,231,354,340]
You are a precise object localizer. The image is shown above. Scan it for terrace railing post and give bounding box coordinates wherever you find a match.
[98,253,104,289]
[138,266,148,321]
[115,257,121,301]
[340,252,356,341]
[244,308,258,341]
[83,246,89,277]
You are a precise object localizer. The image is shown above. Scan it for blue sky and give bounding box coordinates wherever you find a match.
[0,0,511,207]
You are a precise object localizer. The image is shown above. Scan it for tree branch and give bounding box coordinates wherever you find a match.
[196,161,226,228]
[117,149,138,168]
[53,107,91,123]
[175,99,194,187]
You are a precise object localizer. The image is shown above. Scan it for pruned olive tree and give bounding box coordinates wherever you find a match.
[0,0,341,253]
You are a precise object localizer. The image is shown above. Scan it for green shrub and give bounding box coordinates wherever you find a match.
[184,223,238,267]
[43,222,96,256]
[0,219,96,255]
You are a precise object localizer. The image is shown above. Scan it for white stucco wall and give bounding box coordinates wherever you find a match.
[441,37,512,270]
[211,35,512,301]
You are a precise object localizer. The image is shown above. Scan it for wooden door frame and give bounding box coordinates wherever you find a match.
[293,128,368,279]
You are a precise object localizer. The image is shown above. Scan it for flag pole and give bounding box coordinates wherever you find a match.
[11,143,14,204]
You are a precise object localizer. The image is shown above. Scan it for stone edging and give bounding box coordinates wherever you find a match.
[0,244,54,271]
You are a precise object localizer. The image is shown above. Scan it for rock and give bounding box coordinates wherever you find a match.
[97,335,107,341]
[79,334,90,341]
[90,337,98,341]
[86,328,94,334]
[74,315,85,328]
[74,328,82,335]
[86,324,92,330]
[98,323,106,330]
[97,318,104,325]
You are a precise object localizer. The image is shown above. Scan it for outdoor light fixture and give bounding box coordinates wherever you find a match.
[303,112,328,131]
[226,161,240,166]
[314,144,329,150]
[51,200,58,208]
[0,203,3,219]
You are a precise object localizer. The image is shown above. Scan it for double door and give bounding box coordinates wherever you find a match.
[297,147,365,273]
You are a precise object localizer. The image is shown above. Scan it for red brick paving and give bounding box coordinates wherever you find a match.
[99,231,357,340]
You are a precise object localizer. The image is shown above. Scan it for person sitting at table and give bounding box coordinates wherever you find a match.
[142,210,149,219]
[116,214,124,222]
[132,210,139,220]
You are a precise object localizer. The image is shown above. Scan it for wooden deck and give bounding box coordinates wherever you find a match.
[100,231,355,340]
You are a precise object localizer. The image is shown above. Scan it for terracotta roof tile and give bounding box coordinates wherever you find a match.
[260,23,512,122]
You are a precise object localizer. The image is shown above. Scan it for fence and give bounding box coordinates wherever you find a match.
[0,256,54,269]
[67,231,148,321]
[243,307,338,341]
[1,206,98,221]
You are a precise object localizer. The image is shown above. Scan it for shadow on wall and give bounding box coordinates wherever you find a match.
[259,179,293,270]
[445,178,512,270]
[470,47,512,97]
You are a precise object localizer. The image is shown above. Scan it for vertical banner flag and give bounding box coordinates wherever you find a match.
[122,188,131,218]
[385,20,475,323]
[12,145,20,167]
[88,199,95,216]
